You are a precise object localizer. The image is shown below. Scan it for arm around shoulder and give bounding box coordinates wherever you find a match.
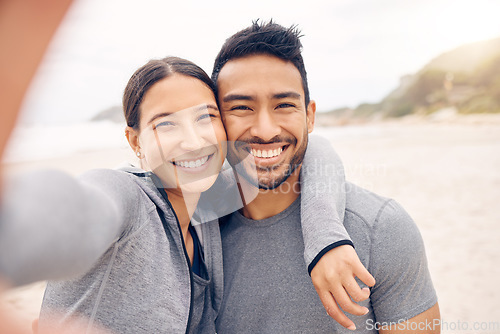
[301,135,376,328]
[300,134,351,271]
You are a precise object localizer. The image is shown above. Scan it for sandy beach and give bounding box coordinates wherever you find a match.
[319,115,500,331]
[1,115,499,333]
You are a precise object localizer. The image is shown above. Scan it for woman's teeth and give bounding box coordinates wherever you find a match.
[250,147,283,158]
[174,155,209,168]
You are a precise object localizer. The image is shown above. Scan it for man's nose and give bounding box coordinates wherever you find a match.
[249,109,280,142]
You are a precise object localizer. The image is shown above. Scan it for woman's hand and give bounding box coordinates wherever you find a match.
[310,245,376,330]
[0,1,72,332]
[0,0,73,160]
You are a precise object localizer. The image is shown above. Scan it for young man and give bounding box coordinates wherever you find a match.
[212,21,440,333]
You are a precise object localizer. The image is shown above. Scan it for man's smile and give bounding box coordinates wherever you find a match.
[250,146,284,158]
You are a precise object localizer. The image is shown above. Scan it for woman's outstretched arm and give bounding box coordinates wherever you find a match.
[0,169,140,287]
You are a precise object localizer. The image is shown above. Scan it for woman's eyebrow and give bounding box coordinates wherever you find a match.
[191,103,219,114]
[147,104,219,125]
[147,112,173,125]
[201,103,219,112]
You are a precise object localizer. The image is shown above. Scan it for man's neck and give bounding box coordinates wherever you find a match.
[239,168,301,221]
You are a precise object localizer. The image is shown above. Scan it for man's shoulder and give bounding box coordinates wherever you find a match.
[345,182,392,225]
[344,182,416,232]
[219,212,240,237]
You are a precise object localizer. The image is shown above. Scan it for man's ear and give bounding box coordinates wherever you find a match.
[125,126,141,157]
[306,100,316,133]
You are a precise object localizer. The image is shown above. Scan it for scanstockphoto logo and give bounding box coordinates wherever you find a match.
[365,318,500,332]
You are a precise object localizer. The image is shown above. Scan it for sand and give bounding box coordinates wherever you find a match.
[1,115,500,333]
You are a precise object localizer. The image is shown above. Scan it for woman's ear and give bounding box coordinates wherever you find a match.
[125,126,142,158]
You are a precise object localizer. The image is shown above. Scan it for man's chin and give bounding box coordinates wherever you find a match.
[256,164,300,190]
[257,180,285,190]
[232,165,286,190]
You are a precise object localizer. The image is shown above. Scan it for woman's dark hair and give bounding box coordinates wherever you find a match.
[123,56,216,129]
[211,20,310,107]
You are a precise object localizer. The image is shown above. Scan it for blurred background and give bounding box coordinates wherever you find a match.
[4,0,500,163]
[1,0,499,332]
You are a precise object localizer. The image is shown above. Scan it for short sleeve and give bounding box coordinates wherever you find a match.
[368,200,438,323]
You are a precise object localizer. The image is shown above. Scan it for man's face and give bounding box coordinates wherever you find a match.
[216,54,315,189]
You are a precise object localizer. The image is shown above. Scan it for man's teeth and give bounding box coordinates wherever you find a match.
[250,147,283,158]
[174,155,209,168]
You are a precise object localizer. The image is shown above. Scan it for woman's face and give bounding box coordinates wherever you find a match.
[127,74,227,194]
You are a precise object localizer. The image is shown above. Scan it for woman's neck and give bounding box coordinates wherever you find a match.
[165,189,200,265]
[165,189,200,232]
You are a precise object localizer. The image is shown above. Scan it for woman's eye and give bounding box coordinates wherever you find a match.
[154,121,174,130]
[198,113,215,121]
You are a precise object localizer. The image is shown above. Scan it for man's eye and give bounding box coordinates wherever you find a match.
[230,105,252,111]
[277,103,295,109]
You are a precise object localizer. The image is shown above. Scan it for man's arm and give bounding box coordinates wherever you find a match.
[300,135,375,329]
[381,303,441,334]
[368,198,439,333]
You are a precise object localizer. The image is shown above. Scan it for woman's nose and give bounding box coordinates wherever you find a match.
[179,124,206,151]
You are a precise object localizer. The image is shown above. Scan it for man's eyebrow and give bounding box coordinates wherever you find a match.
[273,92,301,100]
[147,103,218,125]
[222,94,255,103]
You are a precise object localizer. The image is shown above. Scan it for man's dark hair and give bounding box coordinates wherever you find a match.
[211,20,310,107]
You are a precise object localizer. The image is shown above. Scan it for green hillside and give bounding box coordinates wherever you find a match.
[381,37,500,117]
[325,37,500,120]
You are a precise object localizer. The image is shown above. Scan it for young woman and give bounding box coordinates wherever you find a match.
[0,56,357,334]
[40,57,229,333]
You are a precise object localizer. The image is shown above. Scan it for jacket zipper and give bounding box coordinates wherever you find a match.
[158,188,194,334]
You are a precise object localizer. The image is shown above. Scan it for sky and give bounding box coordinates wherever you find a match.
[18,0,500,124]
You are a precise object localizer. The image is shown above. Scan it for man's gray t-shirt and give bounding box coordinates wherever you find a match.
[216,182,437,333]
